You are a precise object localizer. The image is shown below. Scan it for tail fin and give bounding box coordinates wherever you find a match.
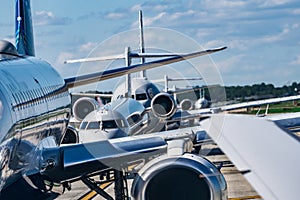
[15,0,35,56]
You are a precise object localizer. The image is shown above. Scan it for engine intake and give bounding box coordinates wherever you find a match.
[72,97,98,121]
[151,93,177,119]
[131,153,227,200]
[61,126,78,144]
[180,99,193,111]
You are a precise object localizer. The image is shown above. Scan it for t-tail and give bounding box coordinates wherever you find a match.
[15,0,35,56]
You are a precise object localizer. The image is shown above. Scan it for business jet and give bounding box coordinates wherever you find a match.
[0,1,229,199]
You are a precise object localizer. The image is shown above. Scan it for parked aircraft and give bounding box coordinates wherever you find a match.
[78,90,183,143]
[0,1,227,199]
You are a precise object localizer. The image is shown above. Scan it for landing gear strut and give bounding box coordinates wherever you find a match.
[80,169,130,200]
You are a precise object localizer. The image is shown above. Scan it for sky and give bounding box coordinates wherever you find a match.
[1,0,300,91]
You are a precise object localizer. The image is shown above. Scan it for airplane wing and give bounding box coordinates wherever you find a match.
[64,47,226,88]
[200,113,300,200]
[40,127,200,182]
[197,95,300,114]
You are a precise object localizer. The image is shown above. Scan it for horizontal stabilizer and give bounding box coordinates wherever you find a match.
[64,47,226,88]
[64,48,226,64]
[64,54,125,64]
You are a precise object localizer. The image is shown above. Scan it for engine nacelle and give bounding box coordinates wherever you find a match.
[131,153,227,200]
[151,93,177,119]
[180,99,193,111]
[72,97,98,121]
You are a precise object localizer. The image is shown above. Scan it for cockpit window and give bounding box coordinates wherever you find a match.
[87,121,100,129]
[135,93,147,100]
[127,114,142,126]
[84,119,127,130]
[79,121,88,130]
[115,119,127,128]
[102,120,117,129]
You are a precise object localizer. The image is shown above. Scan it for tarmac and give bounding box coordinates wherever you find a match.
[52,144,262,200]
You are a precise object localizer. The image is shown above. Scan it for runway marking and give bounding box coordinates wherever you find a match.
[229,195,262,200]
[79,181,113,200]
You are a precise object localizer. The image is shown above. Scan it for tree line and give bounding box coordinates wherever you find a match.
[196,82,300,102]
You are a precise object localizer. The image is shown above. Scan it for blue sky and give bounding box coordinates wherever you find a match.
[1,0,300,89]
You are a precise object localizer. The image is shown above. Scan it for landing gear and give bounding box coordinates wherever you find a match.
[79,169,130,200]
[114,170,129,200]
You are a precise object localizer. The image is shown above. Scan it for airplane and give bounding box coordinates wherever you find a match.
[78,97,152,143]
[0,1,228,199]
[68,13,208,136]
[77,87,192,143]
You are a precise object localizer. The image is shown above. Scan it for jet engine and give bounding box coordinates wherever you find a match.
[72,97,99,121]
[151,93,177,119]
[180,99,193,111]
[131,153,227,200]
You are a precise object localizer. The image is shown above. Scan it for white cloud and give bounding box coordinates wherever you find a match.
[105,12,126,20]
[56,52,75,65]
[202,40,226,49]
[25,0,299,86]
[218,54,245,73]
[131,4,142,12]
[34,10,71,26]
[261,27,290,43]
[292,8,300,14]
[259,0,293,7]
[201,0,248,9]
[143,12,167,26]
[131,3,168,13]
[291,55,300,65]
[228,40,248,51]
[79,42,98,53]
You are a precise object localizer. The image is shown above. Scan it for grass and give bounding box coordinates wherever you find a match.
[232,100,300,115]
